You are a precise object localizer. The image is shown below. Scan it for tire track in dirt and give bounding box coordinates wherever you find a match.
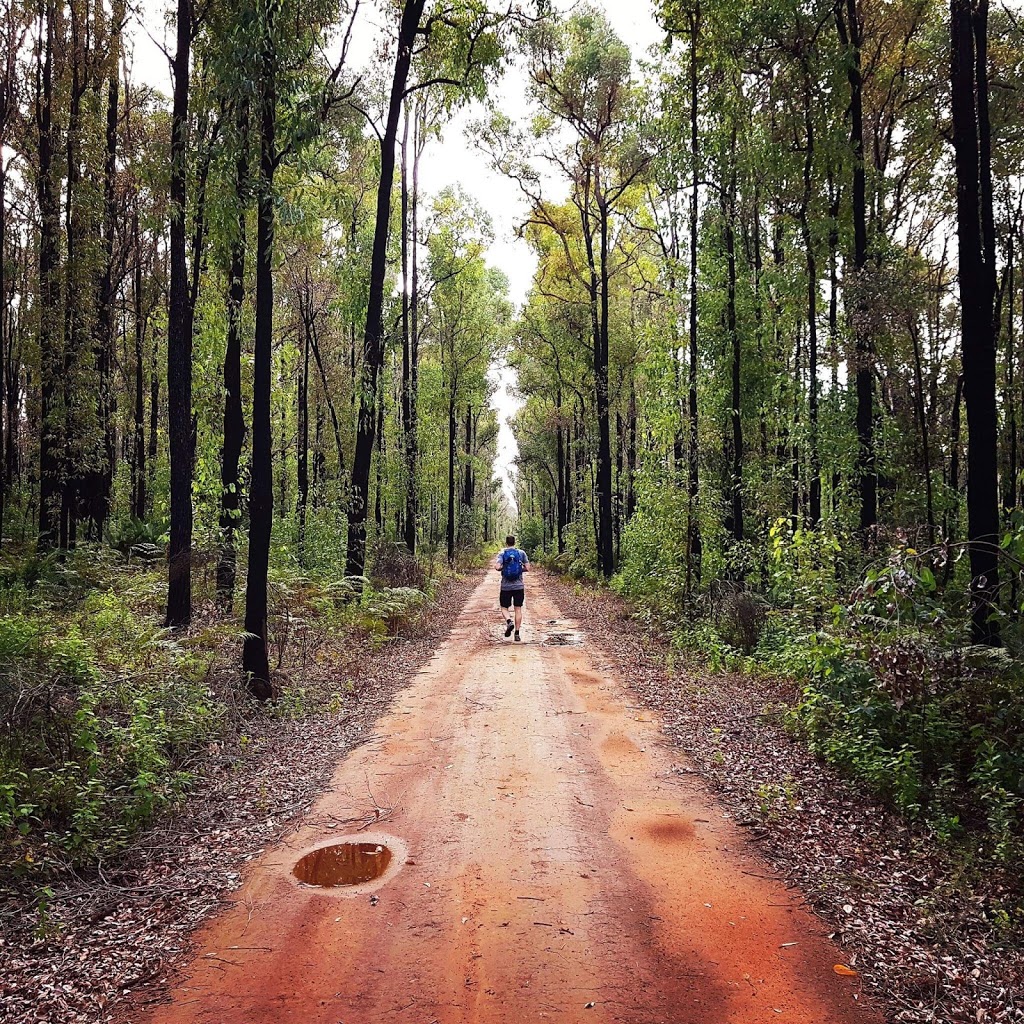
[134,570,879,1024]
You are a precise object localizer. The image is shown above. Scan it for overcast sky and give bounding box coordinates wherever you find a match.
[127,0,663,512]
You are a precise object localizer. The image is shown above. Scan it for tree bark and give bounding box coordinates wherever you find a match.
[36,0,61,550]
[723,145,743,543]
[686,5,702,597]
[132,201,147,520]
[165,0,193,626]
[950,0,1000,643]
[400,105,416,553]
[347,0,425,580]
[447,400,456,566]
[836,0,876,537]
[243,19,277,696]
[910,323,935,545]
[93,0,124,541]
[217,106,248,609]
[297,271,311,564]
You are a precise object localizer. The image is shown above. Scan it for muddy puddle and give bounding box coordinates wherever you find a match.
[293,841,393,887]
[544,630,582,646]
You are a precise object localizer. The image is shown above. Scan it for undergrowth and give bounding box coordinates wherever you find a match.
[0,539,443,885]
[604,517,1024,883]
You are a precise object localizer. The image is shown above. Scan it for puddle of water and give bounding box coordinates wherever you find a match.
[545,631,581,646]
[293,841,393,887]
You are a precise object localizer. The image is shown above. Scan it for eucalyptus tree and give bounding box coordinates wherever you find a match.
[344,0,512,581]
[202,0,359,694]
[422,188,508,564]
[483,8,648,576]
[950,0,999,642]
[165,0,194,624]
[0,3,30,545]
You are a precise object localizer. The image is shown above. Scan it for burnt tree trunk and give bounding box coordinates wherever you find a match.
[447,399,456,566]
[951,0,1000,642]
[36,0,61,550]
[242,19,277,696]
[347,0,425,579]
[297,272,311,564]
[132,201,147,520]
[165,0,193,626]
[686,4,702,596]
[217,106,248,609]
[836,0,876,536]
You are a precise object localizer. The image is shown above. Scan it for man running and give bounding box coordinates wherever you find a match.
[495,535,529,641]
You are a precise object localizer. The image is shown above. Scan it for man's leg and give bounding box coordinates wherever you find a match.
[513,591,524,639]
[501,593,514,636]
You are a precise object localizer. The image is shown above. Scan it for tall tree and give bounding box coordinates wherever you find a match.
[346,0,508,579]
[950,0,1000,642]
[165,0,193,625]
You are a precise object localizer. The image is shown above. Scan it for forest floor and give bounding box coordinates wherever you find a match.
[117,570,879,1024]
[543,574,1024,1024]
[0,573,477,1024]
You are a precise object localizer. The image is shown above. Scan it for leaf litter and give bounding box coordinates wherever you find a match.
[543,571,1023,1023]
[0,576,477,1024]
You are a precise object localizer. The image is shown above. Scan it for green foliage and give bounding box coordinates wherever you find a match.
[516,516,544,557]
[0,593,220,873]
[767,517,844,611]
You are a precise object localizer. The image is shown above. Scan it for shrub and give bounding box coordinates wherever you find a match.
[369,541,427,591]
[717,591,768,653]
[0,595,220,873]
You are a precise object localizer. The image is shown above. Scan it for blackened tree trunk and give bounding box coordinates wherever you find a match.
[0,163,5,544]
[447,400,456,566]
[626,381,636,523]
[132,201,147,520]
[555,388,566,553]
[595,194,614,577]
[165,0,192,626]
[93,0,124,542]
[297,272,311,564]
[36,0,61,550]
[463,404,473,510]
[686,4,702,597]
[948,372,965,542]
[723,149,743,543]
[347,0,425,579]
[836,0,876,536]
[910,323,935,545]
[400,106,416,554]
[1006,226,1017,516]
[373,377,385,533]
[950,0,1000,643]
[243,22,277,697]
[801,72,822,527]
[217,108,248,609]
[148,335,159,504]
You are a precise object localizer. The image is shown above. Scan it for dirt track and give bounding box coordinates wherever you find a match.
[139,570,879,1024]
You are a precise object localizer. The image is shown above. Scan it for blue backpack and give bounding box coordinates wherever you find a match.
[501,548,525,581]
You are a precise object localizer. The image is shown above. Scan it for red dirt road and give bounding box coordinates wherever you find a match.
[140,571,879,1024]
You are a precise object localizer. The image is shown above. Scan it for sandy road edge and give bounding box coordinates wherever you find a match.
[539,568,1024,1024]
[0,571,482,1024]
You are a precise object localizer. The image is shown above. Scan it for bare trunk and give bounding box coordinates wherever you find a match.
[347,0,425,579]
[242,21,277,695]
[165,0,192,626]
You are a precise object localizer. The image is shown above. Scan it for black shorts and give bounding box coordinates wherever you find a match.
[499,589,525,608]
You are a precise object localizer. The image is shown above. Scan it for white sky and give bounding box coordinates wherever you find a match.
[126,0,662,511]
